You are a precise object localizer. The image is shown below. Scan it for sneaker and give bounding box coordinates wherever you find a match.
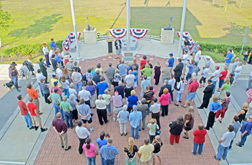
[39,112,43,115]
[197,107,203,109]
[214,156,220,161]
[41,128,48,132]
[183,136,189,139]
[35,126,39,131]
[29,126,35,130]
[65,146,71,151]
[90,128,94,132]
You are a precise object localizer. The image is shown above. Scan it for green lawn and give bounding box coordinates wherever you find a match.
[0,0,251,56]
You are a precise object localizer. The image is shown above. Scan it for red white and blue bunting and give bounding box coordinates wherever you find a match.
[109,29,127,39]
[177,32,194,50]
[63,32,81,51]
[130,29,148,39]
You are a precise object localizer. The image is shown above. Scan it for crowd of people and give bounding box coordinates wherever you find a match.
[12,39,252,165]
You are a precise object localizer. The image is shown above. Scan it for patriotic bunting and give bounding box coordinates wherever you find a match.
[109,29,127,39]
[130,29,148,39]
[63,32,81,51]
[177,32,195,50]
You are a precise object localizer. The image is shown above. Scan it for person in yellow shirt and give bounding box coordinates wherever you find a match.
[138,138,154,165]
[51,74,62,88]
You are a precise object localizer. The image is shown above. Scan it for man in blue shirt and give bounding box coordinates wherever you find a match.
[205,96,222,130]
[118,60,127,81]
[129,105,142,139]
[114,81,125,100]
[224,48,234,68]
[99,138,119,165]
[97,77,108,95]
[186,61,194,82]
[168,53,174,72]
[236,116,252,147]
[191,41,199,59]
[50,38,57,50]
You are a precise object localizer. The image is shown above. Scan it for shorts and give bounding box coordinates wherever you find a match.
[113,106,123,114]
[186,73,191,81]
[225,62,230,67]
[141,90,145,97]
[82,118,92,124]
[134,82,137,87]
[152,152,160,158]
[243,56,248,61]
[183,63,187,69]
[31,116,41,125]
[186,92,196,101]
[200,77,206,83]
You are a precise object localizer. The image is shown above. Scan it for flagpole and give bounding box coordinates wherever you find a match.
[70,0,81,60]
[178,0,187,58]
[126,0,130,56]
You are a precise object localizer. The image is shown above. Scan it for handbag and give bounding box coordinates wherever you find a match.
[155,125,161,135]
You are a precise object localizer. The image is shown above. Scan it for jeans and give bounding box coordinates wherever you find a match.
[24,113,33,129]
[75,81,82,93]
[219,79,224,89]
[216,143,229,160]
[146,102,151,115]
[107,103,111,113]
[176,92,183,101]
[63,88,69,98]
[104,158,115,165]
[78,138,86,154]
[170,90,174,101]
[87,156,96,165]
[64,111,73,128]
[193,142,204,155]
[237,135,248,146]
[12,75,17,85]
[38,83,44,97]
[54,104,64,120]
[212,80,217,93]
[131,126,139,139]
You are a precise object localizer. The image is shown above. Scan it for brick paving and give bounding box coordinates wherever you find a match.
[34,54,218,165]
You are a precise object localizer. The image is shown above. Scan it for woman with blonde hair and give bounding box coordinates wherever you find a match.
[152,135,163,165]
[183,106,195,139]
[237,102,248,123]
[147,118,159,143]
[154,61,161,85]
[113,68,122,87]
[140,64,152,82]
[124,137,138,165]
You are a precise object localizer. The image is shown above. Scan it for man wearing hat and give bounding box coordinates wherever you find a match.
[55,51,63,67]
[50,38,57,50]
[42,43,50,67]
[194,46,202,65]
[39,58,48,83]
[129,105,142,139]
[168,53,174,73]
[8,62,20,92]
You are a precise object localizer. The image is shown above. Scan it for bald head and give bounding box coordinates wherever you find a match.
[129,70,132,74]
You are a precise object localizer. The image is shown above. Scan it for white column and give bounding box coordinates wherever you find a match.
[178,0,187,58]
[126,0,130,54]
[70,0,81,60]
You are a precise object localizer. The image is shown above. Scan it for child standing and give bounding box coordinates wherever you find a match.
[205,96,222,130]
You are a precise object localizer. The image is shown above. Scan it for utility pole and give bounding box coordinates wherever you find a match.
[126,0,130,57]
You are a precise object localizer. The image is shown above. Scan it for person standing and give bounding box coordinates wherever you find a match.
[86,81,96,109]
[224,48,234,68]
[210,66,220,93]
[124,137,138,165]
[110,91,123,121]
[183,106,195,139]
[140,76,151,97]
[192,123,207,155]
[198,79,214,109]
[205,96,222,130]
[161,62,170,83]
[17,95,34,129]
[52,112,71,151]
[231,57,239,76]
[214,125,235,161]
[231,62,242,86]
[72,68,82,94]
[39,58,48,83]
[169,116,184,145]
[158,80,172,98]
[141,64,152,82]
[99,138,119,165]
[243,47,250,64]
[114,38,122,59]
[104,62,115,91]
[150,98,161,129]
[27,83,42,115]
[83,138,98,165]
[48,88,64,120]
[168,53,174,73]
[143,87,154,115]
[168,74,176,101]
[191,41,200,60]
[40,79,51,104]
[131,59,139,71]
[95,95,109,125]
[102,90,112,116]
[27,97,48,132]
[50,38,57,50]
[215,91,231,123]
[236,116,252,147]
[173,58,183,83]
[96,132,108,165]
[118,60,127,81]
[129,105,142,139]
[78,98,93,129]
[182,76,199,108]
[65,58,74,71]
[137,98,148,131]
[127,90,138,113]
[60,96,73,128]
[97,77,109,95]
[199,64,209,88]
[78,86,91,106]
[152,135,163,165]
[68,94,78,122]
[125,70,135,88]
[154,61,161,85]
[217,66,228,91]
[194,46,201,65]
[174,76,185,106]
[159,88,170,116]
[229,116,240,149]
[9,62,20,92]
[138,138,154,165]
[117,105,129,136]
[147,119,159,143]
[36,69,46,97]
[42,43,50,67]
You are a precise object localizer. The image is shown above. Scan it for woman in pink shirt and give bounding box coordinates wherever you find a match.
[159,88,170,117]
[83,138,98,165]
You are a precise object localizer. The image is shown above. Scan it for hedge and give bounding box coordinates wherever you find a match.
[3,40,63,58]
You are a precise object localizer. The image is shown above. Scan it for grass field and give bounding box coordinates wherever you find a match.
[0,0,251,54]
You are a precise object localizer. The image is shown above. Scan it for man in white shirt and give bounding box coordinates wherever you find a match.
[194,47,201,65]
[42,43,50,67]
[214,125,235,161]
[78,86,91,106]
[36,69,45,83]
[149,98,161,128]
[182,50,189,75]
[125,70,135,88]
[210,66,220,93]
[56,66,63,81]
[75,120,90,154]
[199,64,210,87]
[232,62,242,86]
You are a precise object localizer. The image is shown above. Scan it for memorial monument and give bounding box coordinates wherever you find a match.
[83,17,97,44]
[161,16,175,44]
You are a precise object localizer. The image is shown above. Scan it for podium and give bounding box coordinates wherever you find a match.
[106,39,114,54]
[83,28,97,44]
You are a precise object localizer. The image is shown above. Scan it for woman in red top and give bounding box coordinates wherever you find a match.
[140,55,147,79]
[192,123,207,155]
[217,66,228,91]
